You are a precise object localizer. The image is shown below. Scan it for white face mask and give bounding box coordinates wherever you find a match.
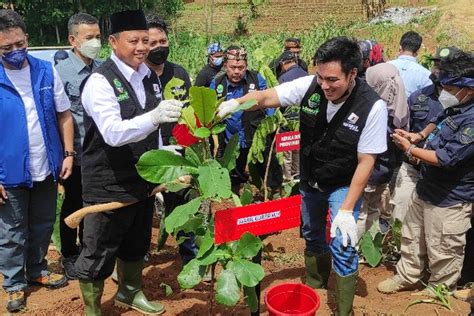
[78,38,101,60]
[438,89,461,109]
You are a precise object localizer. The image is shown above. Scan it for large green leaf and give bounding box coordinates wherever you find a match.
[197,229,214,258]
[360,231,383,267]
[235,232,262,259]
[189,86,218,126]
[211,123,226,135]
[227,258,265,287]
[186,142,206,166]
[164,77,186,100]
[236,99,257,111]
[217,134,240,172]
[176,215,203,234]
[177,258,206,289]
[197,248,229,266]
[178,106,197,132]
[136,150,198,184]
[165,197,203,234]
[193,127,211,138]
[197,166,232,199]
[243,286,259,313]
[215,269,241,306]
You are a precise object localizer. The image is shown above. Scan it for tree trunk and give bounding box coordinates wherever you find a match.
[55,24,60,44]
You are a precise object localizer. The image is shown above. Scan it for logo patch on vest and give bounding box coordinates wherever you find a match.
[113,78,129,102]
[249,83,256,91]
[302,93,320,115]
[216,84,224,95]
[347,113,359,124]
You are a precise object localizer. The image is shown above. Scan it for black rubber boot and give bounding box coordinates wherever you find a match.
[114,259,165,315]
[304,251,332,289]
[79,279,104,316]
[335,271,358,316]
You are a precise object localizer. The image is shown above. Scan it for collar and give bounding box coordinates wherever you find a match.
[226,72,249,88]
[397,55,417,62]
[111,52,151,82]
[68,50,101,73]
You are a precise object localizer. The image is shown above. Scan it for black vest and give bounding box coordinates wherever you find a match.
[300,77,380,192]
[81,59,159,203]
[214,70,266,147]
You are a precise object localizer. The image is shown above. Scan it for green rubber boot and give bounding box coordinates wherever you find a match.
[79,280,104,316]
[335,271,358,316]
[114,259,165,315]
[304,251,332,289]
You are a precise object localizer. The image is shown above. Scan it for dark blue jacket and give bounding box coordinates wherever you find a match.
[0,55,63,188]
[417,101,474,206]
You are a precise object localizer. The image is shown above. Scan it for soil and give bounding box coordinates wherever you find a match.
[0,227,470,315]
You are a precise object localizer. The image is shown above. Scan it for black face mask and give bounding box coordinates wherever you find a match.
[148,46,169,65]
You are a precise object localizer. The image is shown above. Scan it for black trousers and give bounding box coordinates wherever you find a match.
[75,197,154,281]
[60,165,83,258]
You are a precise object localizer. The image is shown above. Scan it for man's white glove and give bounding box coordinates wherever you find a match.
[217,99,240,119]
[150,99,183,126]
[330,210,358,248]
[161,145,183,156]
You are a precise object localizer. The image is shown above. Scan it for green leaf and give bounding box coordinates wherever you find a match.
[178,106,197,132]
[211,123,226,135]
[391,218,402,250]
[360,231,383,267]
[193,127,211,138]
[164,77,186,100]
[236,99,257,111]
[157,214,168,251]
[165,197,203,234]
[186,142,206,166]
[189,86,218,126]
[164,181,189,192]
[227,258,265,287]
[240,184,253,206]
[136,150,198,184]
[197,166,232,199]
[235,232,262,259]
[232,193,243,207]
[160,283,173,297]
[218,134,240,172]
[177,258,206,289]
[197,248,229,266]
[243,286,259,312]
[197,229,214,258]
[176,216,203,234]
[215,269,241,306]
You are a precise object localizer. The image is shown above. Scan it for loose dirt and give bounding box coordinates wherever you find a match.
[0,227,470,315]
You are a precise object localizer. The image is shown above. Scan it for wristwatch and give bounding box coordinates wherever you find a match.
[64,151,77,158]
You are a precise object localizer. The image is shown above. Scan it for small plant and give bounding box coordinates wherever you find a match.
[234,11,249,37]
[405,283,452,312]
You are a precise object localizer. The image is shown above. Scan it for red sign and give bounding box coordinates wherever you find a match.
[214,195,301,244]
[276,131,301,152]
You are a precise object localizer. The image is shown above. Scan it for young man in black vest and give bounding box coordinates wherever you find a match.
[76,10,182,315]
[217,37,388,315]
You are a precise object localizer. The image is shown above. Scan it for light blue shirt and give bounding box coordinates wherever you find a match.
[389,55,431,98]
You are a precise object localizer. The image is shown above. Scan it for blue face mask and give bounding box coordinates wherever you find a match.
[212,57,223,67]
[3,48,28,69]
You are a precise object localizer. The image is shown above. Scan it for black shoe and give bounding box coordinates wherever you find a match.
[61,255,78,280]
[6,290,25,312]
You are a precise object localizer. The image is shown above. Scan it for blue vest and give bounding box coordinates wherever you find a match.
[0,55,63,188]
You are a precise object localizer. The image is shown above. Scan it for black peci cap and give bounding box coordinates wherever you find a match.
[110,10,148,34]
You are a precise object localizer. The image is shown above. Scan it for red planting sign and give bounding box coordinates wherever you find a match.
[276,131,301,152]
[214,195,301,244]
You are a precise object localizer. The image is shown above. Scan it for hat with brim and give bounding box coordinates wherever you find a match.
[110,10,148,34]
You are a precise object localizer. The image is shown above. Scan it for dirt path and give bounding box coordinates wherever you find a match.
[0,227,470,315]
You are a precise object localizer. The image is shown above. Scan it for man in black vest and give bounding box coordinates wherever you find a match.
[210,45,282,190]
[217,37,388,315]
[75,10,182,315]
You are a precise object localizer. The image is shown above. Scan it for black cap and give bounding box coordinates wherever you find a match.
[110,10,148,34]
[284,37,301,49]
[430,46,463,61]
[279,50,297,63]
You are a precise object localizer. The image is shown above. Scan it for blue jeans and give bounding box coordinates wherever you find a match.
[0,176,57,292]
[301,187,361,276]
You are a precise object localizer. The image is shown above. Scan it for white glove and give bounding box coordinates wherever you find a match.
[150,99,183,126]
[217,99,240,119]
[330,210,358,248]
[161,144,183,156]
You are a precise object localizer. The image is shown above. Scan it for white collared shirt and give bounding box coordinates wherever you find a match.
[81,52,157,147]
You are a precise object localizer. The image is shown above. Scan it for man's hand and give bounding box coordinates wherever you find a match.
[0,184,7,205]
[330,210,358,247]
[394,129,423,145]
[216,99,240,119]
[60,156,74,180]
[150,99,184,126]
[392,131,412,152]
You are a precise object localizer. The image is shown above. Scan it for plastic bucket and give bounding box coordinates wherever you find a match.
[265,283,320,316]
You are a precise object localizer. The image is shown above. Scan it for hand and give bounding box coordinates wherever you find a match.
[330,210,358,248]
[391,132,412,152]
[161,144,183,156]
[60,156,74,180]
[216,99,240,119]
[150,99,183,126]
[394,128,423,144]
[0,184,7,205]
